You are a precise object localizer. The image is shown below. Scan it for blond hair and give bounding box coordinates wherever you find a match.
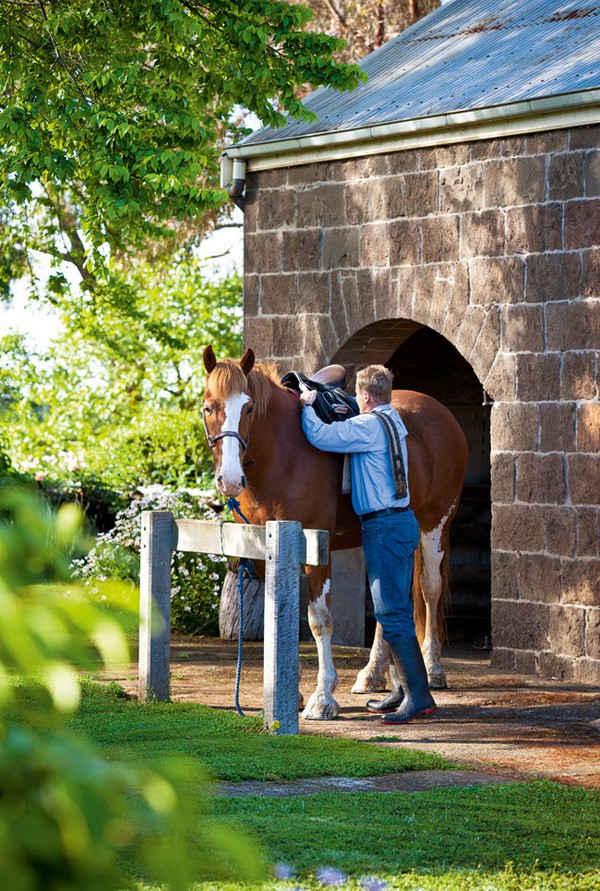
[356,365,393,404]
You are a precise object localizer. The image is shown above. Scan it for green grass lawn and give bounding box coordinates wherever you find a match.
[71,682,600,890]
[207,781,600,890]
[70,679,450,781]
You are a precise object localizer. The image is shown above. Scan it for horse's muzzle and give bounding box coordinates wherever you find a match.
[216,473,247,496]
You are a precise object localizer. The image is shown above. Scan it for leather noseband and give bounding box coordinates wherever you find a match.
[206,429,248,451]
[202,415,255,467]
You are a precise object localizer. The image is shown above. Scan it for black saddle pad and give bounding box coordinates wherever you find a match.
[281,371,359,424]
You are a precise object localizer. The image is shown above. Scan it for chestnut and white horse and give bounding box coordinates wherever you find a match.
[202,346,468,720]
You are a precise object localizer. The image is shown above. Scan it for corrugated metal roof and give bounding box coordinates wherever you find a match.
[241,0,600,147]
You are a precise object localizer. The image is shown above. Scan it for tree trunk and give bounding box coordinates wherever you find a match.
[375,3,385,47]
[219,568,265,640]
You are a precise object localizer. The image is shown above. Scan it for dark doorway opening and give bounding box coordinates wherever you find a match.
[386,327,492,646]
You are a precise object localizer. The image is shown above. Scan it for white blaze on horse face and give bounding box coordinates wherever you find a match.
[216,392,250,495]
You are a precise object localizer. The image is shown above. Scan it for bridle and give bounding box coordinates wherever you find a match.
[202,407,255,467]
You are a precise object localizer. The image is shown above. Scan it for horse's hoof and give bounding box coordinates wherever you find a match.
[351,669,388,694]
[301,694,340,721]
[428,673,447,690]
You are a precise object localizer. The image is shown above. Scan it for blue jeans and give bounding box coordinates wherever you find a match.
[361,509,420,640]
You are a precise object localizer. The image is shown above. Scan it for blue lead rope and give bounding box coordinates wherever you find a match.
[226,497,254,717]
[226,495,252,525]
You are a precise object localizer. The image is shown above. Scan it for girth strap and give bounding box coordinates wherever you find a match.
[369,411,408,501]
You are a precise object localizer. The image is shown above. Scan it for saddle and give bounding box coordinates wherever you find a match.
[281,365,359,424]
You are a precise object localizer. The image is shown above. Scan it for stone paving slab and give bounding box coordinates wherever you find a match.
[220,769,513,798]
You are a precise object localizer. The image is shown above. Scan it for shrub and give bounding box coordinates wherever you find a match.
[34,472,128,533]
[73,487,228,636]
[0,431,11,477]
[86,408,213,490]
[0,485,263,890]
[2,442,127,533]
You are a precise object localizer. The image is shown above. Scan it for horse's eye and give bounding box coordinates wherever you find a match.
[204,405,212,415]
[247,405,253,414]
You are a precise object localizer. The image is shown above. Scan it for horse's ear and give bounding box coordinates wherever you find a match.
[240,348,255,376]
[203,345,217,373]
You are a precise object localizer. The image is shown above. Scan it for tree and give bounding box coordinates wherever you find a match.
[297,1,440,62]
[0,0,364,303]
[0,256,242,489]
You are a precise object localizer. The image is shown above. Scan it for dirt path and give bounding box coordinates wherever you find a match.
[106,637,600,790]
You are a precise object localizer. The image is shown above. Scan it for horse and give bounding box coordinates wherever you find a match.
[202,345,468,721]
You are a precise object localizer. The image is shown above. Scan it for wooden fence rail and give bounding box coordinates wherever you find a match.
[138,510,329,735]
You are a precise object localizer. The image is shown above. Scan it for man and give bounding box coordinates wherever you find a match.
[299,365,436,725]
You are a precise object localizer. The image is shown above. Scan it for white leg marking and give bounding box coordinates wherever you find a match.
[351,621,390,693]
[302,584,340,720]
[419,506,454,688]
[217,393,250,493]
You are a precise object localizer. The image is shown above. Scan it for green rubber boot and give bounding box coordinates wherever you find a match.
[366,662,404,713]
[379,636,436,725]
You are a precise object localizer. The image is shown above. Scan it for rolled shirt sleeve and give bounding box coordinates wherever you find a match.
[301,405,376,452]
[301,404,411,515]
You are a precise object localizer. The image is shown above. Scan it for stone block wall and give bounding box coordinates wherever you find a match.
[243,124,600,686]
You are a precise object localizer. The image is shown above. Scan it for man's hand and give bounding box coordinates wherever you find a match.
[299,389,317,407]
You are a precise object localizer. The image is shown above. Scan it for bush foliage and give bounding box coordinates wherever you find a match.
[73,486,228,635]
[0,486,263,889]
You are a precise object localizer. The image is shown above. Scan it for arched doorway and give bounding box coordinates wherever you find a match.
[332,321,491,648]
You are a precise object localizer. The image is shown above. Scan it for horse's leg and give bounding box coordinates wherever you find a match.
[298,571,310,711]
[301,566,340,720]
[351,621,389,693]
[418,521,451,690]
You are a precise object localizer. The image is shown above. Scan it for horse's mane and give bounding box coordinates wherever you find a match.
[206,359,283,420]
[249,362,283,418]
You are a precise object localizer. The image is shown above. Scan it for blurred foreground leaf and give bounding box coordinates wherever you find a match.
[0,486,265,889]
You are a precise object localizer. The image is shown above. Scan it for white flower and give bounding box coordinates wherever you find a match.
[274,862,295,879]
[315,866,347,887]
[359,878,390,891]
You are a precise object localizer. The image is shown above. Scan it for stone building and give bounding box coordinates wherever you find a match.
[221,0,600,685]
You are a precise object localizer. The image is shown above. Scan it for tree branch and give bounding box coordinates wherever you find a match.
[323,0,347,27]
[40,185,94,284]
[35,0,92,106]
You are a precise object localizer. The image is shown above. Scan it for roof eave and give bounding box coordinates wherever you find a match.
[222,88,600,174]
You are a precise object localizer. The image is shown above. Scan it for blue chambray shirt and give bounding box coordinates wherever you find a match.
[301,403,411,516]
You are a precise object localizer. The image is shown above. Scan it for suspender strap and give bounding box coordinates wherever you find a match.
[369,412,408,500]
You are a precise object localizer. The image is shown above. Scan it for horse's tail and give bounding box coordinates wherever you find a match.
[412,544,449,645]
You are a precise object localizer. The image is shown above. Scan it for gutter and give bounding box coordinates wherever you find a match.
[220,88,600,176]
[220,156,247,211]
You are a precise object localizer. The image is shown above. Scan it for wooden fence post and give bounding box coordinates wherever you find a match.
[263,520,301,735]
[138,514,327,730]
[138,510,174,701]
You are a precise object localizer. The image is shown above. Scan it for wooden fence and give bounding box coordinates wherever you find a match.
[138,510,329,735]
